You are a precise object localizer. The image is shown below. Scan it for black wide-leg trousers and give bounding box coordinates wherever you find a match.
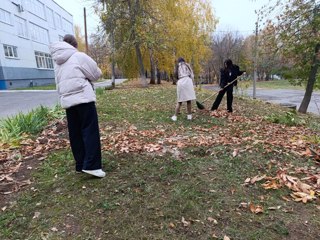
[66,102,102,171]
[211,85,234,112]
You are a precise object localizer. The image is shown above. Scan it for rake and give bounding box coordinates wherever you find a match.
[196,77,239,110]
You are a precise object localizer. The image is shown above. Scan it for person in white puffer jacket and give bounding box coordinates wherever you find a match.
[49,34,105,178]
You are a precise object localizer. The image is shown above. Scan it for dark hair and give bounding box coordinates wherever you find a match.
[224,59,233,69]
[178,57,185,63]
[63,34,78,48]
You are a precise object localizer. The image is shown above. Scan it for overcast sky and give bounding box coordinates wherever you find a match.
[53,0,270,37]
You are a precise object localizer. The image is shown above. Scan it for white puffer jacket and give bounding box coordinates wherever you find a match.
[49,41,102,109]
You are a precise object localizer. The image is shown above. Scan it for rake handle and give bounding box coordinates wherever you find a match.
[200,77,239,104]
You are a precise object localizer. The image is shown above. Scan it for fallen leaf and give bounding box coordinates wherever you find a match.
[244,178,251,184]
[224,235,231,240]
[281,196,291,202]
[291,192,316,203]
[181,217,190,227]
[33,212,41,219]
[268,206,281,210]
[239,202,249,208]
[303,148,312,157]
[207,217,218,224]
[262,180,281,190]
[250,175,266,184]
[249,203,264,214]
[169,222,175,228]
[232,149,239,157]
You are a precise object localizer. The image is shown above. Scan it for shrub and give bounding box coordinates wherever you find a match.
[0,105,64,145]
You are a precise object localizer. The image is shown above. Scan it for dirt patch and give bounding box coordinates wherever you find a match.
[0,119,69,209]
[0,156,39,209]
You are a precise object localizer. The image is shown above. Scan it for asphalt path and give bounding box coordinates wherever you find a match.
[1,81,319,119]
[0,79,126,119]
[203,85,320,115]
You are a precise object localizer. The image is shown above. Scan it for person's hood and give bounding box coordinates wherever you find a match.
[49,41,78,65]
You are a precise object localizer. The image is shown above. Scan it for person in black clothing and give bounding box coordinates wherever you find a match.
[211,59,244,113]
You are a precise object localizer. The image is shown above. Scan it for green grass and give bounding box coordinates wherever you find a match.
[1,82,320,240]
[256,79,304,90]
[14,84,56,90]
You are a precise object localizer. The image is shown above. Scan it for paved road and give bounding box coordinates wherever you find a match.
[203,85,320,115]
[0,79,126,119]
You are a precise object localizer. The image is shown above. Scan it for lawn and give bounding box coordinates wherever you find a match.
[256,80,304,90]
[0,81,319,240]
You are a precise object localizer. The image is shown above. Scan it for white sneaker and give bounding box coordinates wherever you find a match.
[187,114,192,120]
[171,115,177,121]
[82,169,106,178]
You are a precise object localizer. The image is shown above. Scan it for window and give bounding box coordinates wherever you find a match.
[46,7,55,28]
[62,18,72,33]
[4,45,18,58]
[30,22,49,44]
[35,51,53,69]
[54,13,62,29]
[25,0,45,19]
[15,16,28,38]
[0,8,11,24]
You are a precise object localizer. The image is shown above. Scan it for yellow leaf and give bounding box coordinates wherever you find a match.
[169,222,175,228]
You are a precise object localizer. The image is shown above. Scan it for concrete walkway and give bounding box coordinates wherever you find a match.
[0,79,126,119]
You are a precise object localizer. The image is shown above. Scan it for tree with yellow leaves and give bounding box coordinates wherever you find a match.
[74,25,86,53]
[95,0,216,86]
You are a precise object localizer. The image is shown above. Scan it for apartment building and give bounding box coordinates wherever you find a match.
[0,0,73,89]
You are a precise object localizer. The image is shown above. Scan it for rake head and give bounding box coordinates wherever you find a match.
[196,100,205,110]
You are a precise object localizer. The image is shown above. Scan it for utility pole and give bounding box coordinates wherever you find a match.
[84,7,89,54]
[253,20,258,99]
[111,30,115,88]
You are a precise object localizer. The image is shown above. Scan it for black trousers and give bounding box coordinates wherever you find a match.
[66,102,102,171]
[211,85,234,112]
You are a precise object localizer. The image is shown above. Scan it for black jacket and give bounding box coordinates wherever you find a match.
[219,64,244,88]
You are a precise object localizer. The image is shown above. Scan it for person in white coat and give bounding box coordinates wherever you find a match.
[49,34,105,178]
[171,57,196,121]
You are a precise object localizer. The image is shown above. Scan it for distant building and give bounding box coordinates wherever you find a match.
[0,0,73,90]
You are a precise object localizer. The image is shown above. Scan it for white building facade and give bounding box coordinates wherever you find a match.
[0,0,73,89]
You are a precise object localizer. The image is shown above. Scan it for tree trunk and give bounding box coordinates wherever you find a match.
[149,49,156,84]
[111,60,116,88]
[128,0,147,87]
[111,31,116,89]
[135,42,147,87]
[298,44,320,113]
[156,68,161,84]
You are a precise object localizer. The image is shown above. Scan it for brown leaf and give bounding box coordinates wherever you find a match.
[303,148,312,157]
[169,222,175,228]
[250,175,266,184]
[232,149,239,157]
[249,203,264,214]
[262,180,281,190]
